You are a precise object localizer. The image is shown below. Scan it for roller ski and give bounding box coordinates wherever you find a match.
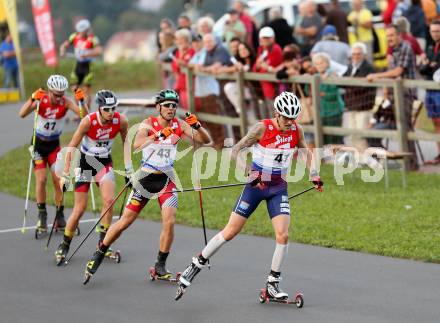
[54,241,70,266]
[35,210,48,239]
[258,274,304,308]
[104,247,121,263]
[83,247,106,285]
[148,262,180,283]
[175,256,205,301]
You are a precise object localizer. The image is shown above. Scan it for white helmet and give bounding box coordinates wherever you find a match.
[274,91,301,119]
[47,75,69,92]
[75,19,90,33]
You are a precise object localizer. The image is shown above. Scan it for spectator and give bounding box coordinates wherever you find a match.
[348,0,374,61]
[253,27,283,117]
[294,2,307,49]
[295,0,323,56]
[157,18,175,52]
[419,20,440,164]
[178,14,192,30]
[382,0,398,25]
[389,17,425,62]
[157,30,176,89]
[366,24,418,169]
[223,9,246,45]
[421,0,438,26]
[266,7,295,48]
[312,53,345,144]
[367,98,396,148]
[343,42,376,151]
[0,31,19,88]
[325,0,349,43]
[171,28,195,110]
[222,42,257,123]
[392,0,409,22]
[311,24,351,65]
[189,33,228,149]
[403,0,426,49]
[228,37,241,57]
[197,16,222,44]
[231,1,256,49]
[275,44,302,92]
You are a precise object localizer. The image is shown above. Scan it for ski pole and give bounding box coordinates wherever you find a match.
[65,182,131,264]
[118,188,129,219]
[90,182,97,217]
[45,186,66,250]
[160,181,249,195]
[288,186,315,200]
[187,112,210,268]
[21,99,41,234]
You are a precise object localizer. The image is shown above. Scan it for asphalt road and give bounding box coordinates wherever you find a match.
[0,99,439,323]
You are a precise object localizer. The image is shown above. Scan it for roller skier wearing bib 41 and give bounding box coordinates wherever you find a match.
[19,75,87,234]
[82,89,212,284]
[175,91,323,301]
[54,90,129,265]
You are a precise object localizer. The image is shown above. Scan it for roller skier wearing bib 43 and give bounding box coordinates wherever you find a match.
[175,91,323,301]
[83,89,212,284]
[55,90,129,265]
[19,75,87,235]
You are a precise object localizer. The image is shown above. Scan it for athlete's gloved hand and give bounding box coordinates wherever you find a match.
[28,146,35,159]
[311,176,324,192]
[185,113,201,130]
[59,174,71,192]
[155,126,174,140]
[74,88,85,102]
[248,171,262,187]
[124,165,134,188]
[31,88,45,102]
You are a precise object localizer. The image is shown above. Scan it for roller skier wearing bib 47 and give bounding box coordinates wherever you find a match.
[82,89,212,284]
[175,91,324,301]
[55,90,129,265]
[19,75,87,235]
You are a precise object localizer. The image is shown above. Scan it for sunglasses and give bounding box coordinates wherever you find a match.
[102,106,117,112]
[160,102,178,109]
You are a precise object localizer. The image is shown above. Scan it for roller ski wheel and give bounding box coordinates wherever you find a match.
[105,249,121,263]
[258,289,304,308]
[54,242,69,266]
[148,267,181,283]
[34,226,47,239]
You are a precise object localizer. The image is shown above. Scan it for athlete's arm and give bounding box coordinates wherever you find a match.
[65,98,84,118]
[59,39,70,58]
[119,115,132,169]
[296,125,318,175]
[231,122,265,160]
[84,42,103,59]
[63,117,91,175]
[133,118,156,152]
[181,121,213,145]
[18,99,37,118]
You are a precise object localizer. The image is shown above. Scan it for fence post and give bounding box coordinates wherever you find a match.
[236,70,248,137]
[310,74,323,147]
[392,79,409,171]
[185,67,196,113]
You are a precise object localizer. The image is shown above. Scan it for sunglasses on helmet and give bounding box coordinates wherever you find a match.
[160,102,178,109]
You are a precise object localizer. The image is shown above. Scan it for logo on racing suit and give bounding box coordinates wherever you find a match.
[239,201,249,210]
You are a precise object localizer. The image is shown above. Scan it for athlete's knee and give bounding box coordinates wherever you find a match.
[162,212,176,229]
[102,196,114,209]
[120,210,137,229]
[275,232,289,244]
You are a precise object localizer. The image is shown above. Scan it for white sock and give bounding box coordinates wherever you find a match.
[271,243,288,273]
[201,232,227,259]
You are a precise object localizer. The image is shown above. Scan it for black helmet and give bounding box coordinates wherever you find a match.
[95,89,119,108]
[155,89,179,105]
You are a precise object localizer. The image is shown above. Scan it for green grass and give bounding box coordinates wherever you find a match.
[0,59,160,97]
[1,124,439,263]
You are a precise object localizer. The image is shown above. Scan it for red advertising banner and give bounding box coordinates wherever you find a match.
[31,0,57,66]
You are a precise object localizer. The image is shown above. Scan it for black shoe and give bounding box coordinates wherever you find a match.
[155,262,172,279]
[85,249,106,276]
[55,210,66,228]
[37,211,47,231]
[54,242,70,266]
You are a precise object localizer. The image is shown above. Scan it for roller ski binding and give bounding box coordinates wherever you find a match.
[54,241,70,266]
[258,274,304,308]
[149,262,180,283]
[175,256,205,301]
[35,211,48,239]
[104,247,121,263]
[83,248,105,285]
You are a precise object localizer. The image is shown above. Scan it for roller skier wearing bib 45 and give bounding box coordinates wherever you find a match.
[55,90,129,265]
[82,89,212,284]
[175,91,324,301]
[19,75,87,234]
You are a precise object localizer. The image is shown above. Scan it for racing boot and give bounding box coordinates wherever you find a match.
[266,273,289,300]
[55,206,66,229]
